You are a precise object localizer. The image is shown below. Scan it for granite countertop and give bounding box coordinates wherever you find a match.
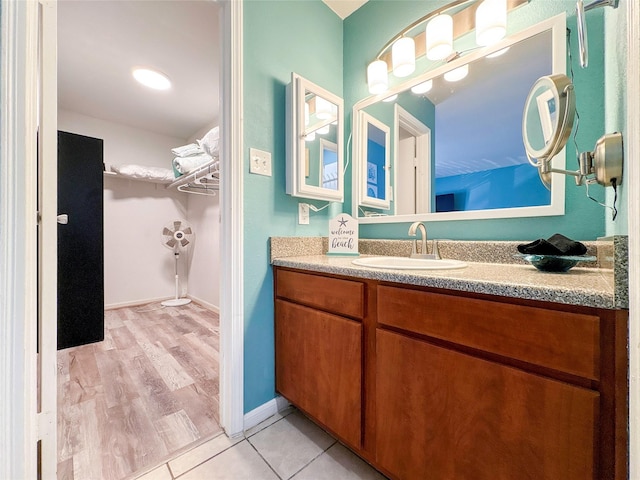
[272,253,620,310]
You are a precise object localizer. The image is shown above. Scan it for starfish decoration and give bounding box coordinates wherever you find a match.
[338,217,349,227]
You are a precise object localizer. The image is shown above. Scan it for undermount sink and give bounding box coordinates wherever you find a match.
[352,256,467,270]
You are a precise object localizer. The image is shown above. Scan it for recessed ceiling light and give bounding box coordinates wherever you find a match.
[382,94,398,103]
[132,68,171,91]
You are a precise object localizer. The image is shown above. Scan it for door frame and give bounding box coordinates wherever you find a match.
[0,1,40,478]
[626,1,640,478]
[219,0,245,437]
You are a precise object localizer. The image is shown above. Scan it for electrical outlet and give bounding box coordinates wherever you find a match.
[249,148,272,176]
[298,203,310,224]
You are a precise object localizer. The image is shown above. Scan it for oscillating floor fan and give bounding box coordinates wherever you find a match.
[161,220,194,307]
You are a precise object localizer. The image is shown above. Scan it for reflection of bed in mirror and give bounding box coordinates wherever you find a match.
[352,13,567,223]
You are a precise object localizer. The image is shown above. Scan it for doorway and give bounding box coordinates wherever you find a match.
[394,105,431,215]
[56,2,225,478]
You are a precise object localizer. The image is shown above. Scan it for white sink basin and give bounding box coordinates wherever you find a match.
[352,256,467,270]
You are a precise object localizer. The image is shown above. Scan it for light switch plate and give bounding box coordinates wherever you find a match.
[249,148,272,176]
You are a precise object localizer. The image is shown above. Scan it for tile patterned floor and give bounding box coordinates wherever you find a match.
[133,408,387,480]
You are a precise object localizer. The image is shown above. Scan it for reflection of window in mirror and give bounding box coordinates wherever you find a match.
[320,139,338,190]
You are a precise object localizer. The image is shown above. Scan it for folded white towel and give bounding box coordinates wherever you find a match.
[173,153,213,175]
[110,164,175,184]
[171,143,204,157]
[197,126,220,156]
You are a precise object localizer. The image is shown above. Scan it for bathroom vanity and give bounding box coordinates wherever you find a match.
[272,246,628,480]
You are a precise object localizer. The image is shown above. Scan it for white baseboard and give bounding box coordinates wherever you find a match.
[104,296,173,310]
[188,295,220,314]
[243,396,291,432]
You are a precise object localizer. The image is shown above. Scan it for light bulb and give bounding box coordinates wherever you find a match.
[426,14,453,61]
[476,0,507,46]
[367,60,389,94]
[486,46,510,58]
[411,80,433,94]
[392,37,416,77]
[444,64,469,82]
[315,96,332,120]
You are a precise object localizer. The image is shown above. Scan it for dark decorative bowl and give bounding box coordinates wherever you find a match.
[515,254,597,273]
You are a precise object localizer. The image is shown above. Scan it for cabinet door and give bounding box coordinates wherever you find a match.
[376,329,599,480]
[275,299,362,448]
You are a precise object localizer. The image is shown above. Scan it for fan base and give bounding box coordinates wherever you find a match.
[162,298,192,307]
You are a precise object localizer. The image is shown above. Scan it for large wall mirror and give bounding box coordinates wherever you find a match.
[352,13,566,223]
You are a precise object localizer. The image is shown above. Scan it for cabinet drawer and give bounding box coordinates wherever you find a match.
[276,269,365,319]
[377,285,600,380]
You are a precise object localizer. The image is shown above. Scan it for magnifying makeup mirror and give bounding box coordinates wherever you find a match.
[522,74,575,188]
[522,74,623,190]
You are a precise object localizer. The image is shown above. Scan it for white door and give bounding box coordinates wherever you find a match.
[396,132,416,215]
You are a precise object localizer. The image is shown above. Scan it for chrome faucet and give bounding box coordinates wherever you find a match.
[408,221,440,259]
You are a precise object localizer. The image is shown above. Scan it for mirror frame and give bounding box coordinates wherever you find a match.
[351,13,567,224]
[286,72,344,202]
[357,110,392,210]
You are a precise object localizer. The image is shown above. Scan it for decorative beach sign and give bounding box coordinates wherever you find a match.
[328,213,359,256]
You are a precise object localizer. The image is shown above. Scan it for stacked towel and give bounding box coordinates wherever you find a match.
[197,126,219,156]
[517,233,587,256]
[171,126,219,177]
[171,143,203,157]
[173,153,213,175]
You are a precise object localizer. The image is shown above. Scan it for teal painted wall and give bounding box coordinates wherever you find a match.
[242,0,343,413]
[344,1,619,241]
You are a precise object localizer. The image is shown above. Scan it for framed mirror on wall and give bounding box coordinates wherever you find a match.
[352,13,567,224]
[286,72,344,202]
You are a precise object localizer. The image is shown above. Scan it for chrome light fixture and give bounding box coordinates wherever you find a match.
[365,0,528,95]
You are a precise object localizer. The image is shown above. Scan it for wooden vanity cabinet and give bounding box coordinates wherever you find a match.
[273,267,628,480]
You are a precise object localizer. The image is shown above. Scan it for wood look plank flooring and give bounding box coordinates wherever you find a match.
[57,302,222,480]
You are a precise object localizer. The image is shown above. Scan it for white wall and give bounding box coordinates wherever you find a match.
[58,110,191,306]
[187,194,220,310]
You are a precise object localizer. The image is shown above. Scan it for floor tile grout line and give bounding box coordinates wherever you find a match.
[245,437,286,480]
[171,437,245,480]
[286,438,339,480]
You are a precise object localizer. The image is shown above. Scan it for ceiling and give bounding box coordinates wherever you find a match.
[322,0,368,19]
[58,0,220,140]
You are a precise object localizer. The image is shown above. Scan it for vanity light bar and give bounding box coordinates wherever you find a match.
[367,0,529,94]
